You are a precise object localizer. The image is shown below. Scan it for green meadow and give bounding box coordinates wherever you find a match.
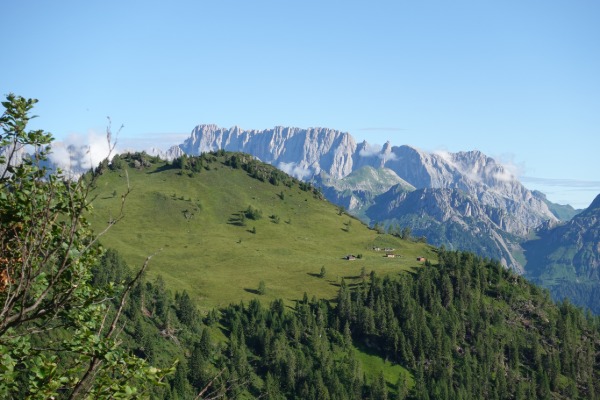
[88,153,436,312]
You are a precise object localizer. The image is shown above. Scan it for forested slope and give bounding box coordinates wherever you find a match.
[99,247,600,399]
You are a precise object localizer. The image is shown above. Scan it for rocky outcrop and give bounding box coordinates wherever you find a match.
[367,187,522,270]
[381,147,557,236]
[178,125,357,179]
[148,145,184,161]
[314,166,414,213]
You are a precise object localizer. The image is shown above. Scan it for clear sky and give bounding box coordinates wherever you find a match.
[2,1,599,208]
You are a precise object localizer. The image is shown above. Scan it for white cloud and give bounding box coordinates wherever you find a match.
[48,131,116,177]
[358,143,382,158]
[433,149,461,172]
[433,149,522,183]
[492,168,516,182]
[494,154,524,179]
[358,143,398,162]
[278,161,312,180]
[381,151,398,162]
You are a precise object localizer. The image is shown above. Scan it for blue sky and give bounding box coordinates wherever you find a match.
[2,1,599,208]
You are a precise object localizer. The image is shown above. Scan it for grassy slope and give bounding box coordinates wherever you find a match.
[354,346,415,390]
[88,157,435,313]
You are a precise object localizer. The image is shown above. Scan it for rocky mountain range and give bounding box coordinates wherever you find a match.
[163,124,562,271]
[523,193,600,312]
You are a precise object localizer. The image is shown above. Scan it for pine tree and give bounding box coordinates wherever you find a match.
[370,370,388,400]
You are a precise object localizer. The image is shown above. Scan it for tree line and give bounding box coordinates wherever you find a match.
[79,247,600,399]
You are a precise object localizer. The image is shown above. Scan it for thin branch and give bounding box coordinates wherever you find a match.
[195,368,227,400]
[106,250,160,339]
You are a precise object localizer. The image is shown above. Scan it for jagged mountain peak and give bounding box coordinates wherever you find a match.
[587,193,600,211]
[179,125,357,179]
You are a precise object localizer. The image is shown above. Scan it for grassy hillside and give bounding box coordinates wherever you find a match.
[83,153,600,399]
[88,152,435,312]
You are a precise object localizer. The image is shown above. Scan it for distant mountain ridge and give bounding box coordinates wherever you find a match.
[165,124,559,270]
[523,194,600,311]
[171,124,356,179]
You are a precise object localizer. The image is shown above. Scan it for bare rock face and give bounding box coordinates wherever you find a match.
[179,124,357,179]
[367,187,522,270]
[382,147,557,236]
[315,166,414,213]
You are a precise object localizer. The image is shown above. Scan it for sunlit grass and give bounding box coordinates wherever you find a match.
[88,157,436,313]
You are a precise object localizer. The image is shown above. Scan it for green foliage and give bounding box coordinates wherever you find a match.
[175,290,197,327]
[258,280,266,295]
[0,94,171,398]
[319,266,326,278]
[400,226,412,240]
[335,249,600,399]
[80,247,600,400]
[244,205,263,220]
[109,154,126,171]
[92,248,132,288]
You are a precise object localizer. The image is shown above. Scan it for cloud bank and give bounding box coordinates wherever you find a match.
[358,144,382,158]
[48,131,116,177]
[278,161,312,180]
